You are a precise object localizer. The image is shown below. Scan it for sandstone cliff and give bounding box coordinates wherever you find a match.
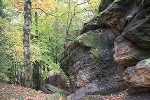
[60,0,150,99]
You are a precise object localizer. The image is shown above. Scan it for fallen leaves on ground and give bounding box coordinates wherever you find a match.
[1,83,150,100]
[83,91,128,100]
[0,83,69,100]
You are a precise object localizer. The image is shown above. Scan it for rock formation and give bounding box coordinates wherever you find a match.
[41,73,72,94]
[60,0,150,100]
[123,58,150,91]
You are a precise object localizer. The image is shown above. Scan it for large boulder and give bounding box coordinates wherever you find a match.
[42,84,71,97]
[60,29,126,100]
[82,0,142,34]
[123,8,150,49]
[113,35,150,66]
[123,58,150,91]
[46,74,72,93]
[41,71,72,94]
[60,0,150,99]
[97,0,142,31]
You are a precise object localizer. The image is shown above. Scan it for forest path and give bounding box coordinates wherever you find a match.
[1,83,150,100]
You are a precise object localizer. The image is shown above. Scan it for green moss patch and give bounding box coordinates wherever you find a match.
[74,31,100,48]
[90,48,99,59]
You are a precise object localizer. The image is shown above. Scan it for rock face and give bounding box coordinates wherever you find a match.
[46,74,72,92]
[123,8,150,49]
[123,58,150,91]
[41,72,72,94]
[113,35,150,66]
[98,0,142,31]
[42,84,71,97]
[60,0,150,99]
[60,29,126,100]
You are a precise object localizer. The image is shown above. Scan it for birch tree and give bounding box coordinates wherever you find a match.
[23,0,32,87]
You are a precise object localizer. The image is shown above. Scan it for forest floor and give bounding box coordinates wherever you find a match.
[1,83,150,100]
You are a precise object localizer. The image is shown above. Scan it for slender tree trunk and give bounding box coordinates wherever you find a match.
[35,11,38,38]
[33,60,40,90]
[65,0,71,39]
[32,10,41,90]
[23,0,32,87]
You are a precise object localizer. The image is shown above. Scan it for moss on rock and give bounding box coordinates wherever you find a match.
[74,31,100,48]
[90,48,99,59]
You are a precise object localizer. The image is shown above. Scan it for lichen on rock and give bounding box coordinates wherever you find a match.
[60,28,125,100]
[60,0,150,99]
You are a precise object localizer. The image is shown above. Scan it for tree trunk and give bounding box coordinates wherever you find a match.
[23,0,32,87]
[32,11,41,90]
[33,60,40,90]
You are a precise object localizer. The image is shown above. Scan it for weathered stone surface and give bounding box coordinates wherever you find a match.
[81,22,102,34]
[97,0,142,31]
[81,0,142,34]
[123,58,150,91]
[42,84,71,97]
[60,0,150,99]
[67,79,101,100]
[60,29,126,100]
[46,74,72,93]
[113,35,150,66]
[123,8,150,49]
[40,71,72,94]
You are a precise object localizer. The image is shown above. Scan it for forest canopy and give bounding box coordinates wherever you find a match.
[0,0,100,88]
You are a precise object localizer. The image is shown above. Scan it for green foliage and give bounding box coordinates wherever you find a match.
[0,0,6,18]
[0,73,10,82]
[0,24,15,83]
[0,0,101,89]
[0,3,24,84]
[90,48,99,59]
